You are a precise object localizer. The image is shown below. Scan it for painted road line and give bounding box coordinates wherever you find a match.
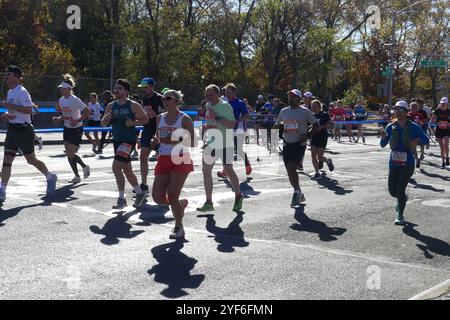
[409,278,450,300]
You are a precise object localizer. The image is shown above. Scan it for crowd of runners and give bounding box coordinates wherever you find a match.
[0,65,449,238]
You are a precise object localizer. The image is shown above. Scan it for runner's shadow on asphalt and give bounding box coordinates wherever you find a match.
[402,223,450,259]
[133,204,174,226]
[325,150,341,155]
[291,205,347,242]
[314,175,353,195]
[421,160,445,169]
[40,183,86,204]
[221,179,261,198]
[148,239,205,298]
[197,212,249,253]
[419,169,450,182]
[0,203,42,228]
[48,154,67,158]
[409,178,445,193]
[89,211,145,245]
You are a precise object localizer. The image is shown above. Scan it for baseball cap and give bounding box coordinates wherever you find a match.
[288,89,302,98]
[304,91,313,98]
[257,95,264,99]
[394,100,408,112]
[6,65,22,78]
[137,77,156,88]
[440,97,448,104]
[268,94,275,100]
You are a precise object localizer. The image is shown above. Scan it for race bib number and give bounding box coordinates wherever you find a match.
[62,107,72,121]
[116,143,132,158]
[391,151,407,166]
[159,126,176,141]
[438,121,448,130]
[284,120,299,133]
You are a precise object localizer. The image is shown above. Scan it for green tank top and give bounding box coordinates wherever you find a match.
[111,100,136,142]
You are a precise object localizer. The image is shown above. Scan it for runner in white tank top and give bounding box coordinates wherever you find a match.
[151,89,196,240]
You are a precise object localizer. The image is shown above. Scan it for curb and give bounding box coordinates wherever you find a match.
[409,278,450,300]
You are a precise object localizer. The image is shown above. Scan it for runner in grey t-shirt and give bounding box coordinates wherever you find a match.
[275,89,319,207]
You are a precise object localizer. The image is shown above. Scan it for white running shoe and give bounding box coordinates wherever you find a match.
[69,176,81,184]
[83,165,91,179]
[169,226,185,239]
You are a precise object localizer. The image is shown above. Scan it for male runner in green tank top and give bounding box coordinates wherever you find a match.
[101,79,148,209]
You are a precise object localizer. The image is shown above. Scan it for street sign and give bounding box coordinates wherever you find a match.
[381,68,392,77]
[420,59,447,68]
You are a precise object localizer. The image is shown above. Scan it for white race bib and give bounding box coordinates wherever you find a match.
[391,151,407,165]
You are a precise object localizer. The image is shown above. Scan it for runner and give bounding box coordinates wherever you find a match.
[303,92,314,110]
[331,100,346,142]
[378,104,391,132]
[310,99,334,179]
[97,90,115,154]
[198,99,207,142]
[261,94,274,149]
[84,92,102,153]
[354,99,367,144]
[0,65,57,205]
[101,79,149,209]
[430,97,449,168]
[137,77,165,197]
[52,74,91,184]
[379,100,429,225]
[344,104,354,142]
[407,102,426,168]
[217,83,252,179]
[416,98,432,149]
[197,84,244,212]
[151,89,195,239]
[275,89,319,207]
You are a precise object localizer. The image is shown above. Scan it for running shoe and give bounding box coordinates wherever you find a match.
[290,192,305,207]
[133,192,146,208]
[197,202,214,212]
[169,226,185,239]
[69,176,81,184]
[46,173,58,195]
[217,170,228,179]
[318,161,324,169]
[83,165,91,179]
[311,172,321,180]
[327,158,334,172]
[394,214,405,226]
[38,137,43,151]
[233,194,244,212]
[140,184,149,196]
[446,158,450,166]
[442,162,446,169]
[246,164,252,176]
[113,197,127,209]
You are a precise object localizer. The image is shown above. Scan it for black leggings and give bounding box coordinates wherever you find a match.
[388,166,414,215]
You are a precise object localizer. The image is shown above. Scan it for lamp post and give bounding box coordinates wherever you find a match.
[388,0,432,107]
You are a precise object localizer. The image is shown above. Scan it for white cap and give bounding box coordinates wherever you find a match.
[57,82,72,89]
[394,100,408,108]
[257,95,264,99]
[288,89,302,98]
[304,91,313,98]
[440,97,448,104]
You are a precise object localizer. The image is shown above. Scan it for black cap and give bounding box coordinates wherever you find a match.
[6,65,22,78]
[268,94,274,100]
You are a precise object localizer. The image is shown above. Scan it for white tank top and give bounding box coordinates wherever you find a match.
[158,112,187,156]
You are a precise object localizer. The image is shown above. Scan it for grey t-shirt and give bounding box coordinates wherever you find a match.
[277,106,318,143]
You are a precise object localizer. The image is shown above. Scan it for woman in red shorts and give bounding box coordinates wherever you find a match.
[151,89,196,239]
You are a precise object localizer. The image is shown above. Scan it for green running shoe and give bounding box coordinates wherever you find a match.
[197,202,214,212]
[233,194,244,212]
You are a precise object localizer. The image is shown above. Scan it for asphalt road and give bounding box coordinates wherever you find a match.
[0,132,449,300]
